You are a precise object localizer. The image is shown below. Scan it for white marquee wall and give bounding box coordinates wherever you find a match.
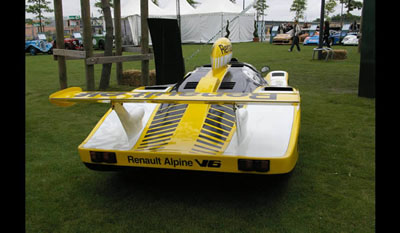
[121,0,255,45]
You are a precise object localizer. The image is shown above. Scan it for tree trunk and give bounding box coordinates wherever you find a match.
[99,0,114,90]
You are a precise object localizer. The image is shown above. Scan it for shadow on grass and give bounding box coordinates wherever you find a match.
[87,167,294,209]
[69,166,305,232]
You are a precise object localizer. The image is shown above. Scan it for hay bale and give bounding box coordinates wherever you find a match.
[121,69,156,86]
[321,49,347,60]
[332,49,347,60]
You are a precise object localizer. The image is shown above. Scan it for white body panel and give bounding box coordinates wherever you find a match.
[342,35,358,45]
[83,103,157,150]
[83,103,296,159]
[224,104,295,158]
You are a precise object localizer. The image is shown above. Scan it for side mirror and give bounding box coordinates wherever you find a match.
[261,66,270,74]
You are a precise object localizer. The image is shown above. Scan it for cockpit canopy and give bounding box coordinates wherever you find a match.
[173,59,267,93]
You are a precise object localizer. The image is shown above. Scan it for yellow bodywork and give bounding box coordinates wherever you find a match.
[76,102,300,174]
[49,38,301,175]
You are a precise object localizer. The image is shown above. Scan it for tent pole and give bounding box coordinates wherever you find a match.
[176,0,181,37]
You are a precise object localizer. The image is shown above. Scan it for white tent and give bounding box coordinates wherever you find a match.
[195,0,242,14]
[161,0,197,15]
[121,0,170,17]
[121,0,255,45]
[121,0,173,45]
[179,0,254,43]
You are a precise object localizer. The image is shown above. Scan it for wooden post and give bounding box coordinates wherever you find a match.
[98,0,114,90]
[114,0,123,85]
[140,0,149,86]
[53,0,67,89]
[80,0,95,90]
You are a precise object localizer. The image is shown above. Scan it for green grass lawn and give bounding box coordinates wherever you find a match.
[26,42,375,233]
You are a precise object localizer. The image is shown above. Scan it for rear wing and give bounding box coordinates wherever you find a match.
[49,87,300,107]
[50,87,300,142]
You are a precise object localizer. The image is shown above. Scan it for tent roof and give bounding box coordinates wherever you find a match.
[121,0,170,17]
[121,0,254,18]
[160,0,196,15]
[195,0,243,14]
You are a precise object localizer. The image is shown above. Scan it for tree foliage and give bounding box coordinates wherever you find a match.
[94,0,113,14]
[290,0,307,21]
[254,0,269,21]
[328,13,361,22]
[325,0,338,20]
[339,0,363,15]
[25,0,53,33]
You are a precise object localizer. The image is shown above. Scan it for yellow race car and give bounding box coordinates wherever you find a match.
[49,37,301,175]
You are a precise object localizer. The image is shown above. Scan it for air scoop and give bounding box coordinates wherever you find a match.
[112,103,144,140]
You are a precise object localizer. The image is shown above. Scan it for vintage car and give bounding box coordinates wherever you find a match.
[92,34,106,50]
[49,37,301,175]
[64,37,83,50]
[25,34,53,55]
[342,34,359,46]
[72,32,83,46]
[273,28,309,45]
[272,29,293,45]
[52,35,83,50]
[304,30,356,46]
[298,29,310,43]
[66,32,84,50]
[303,31,320,45]
[329,30,351,45]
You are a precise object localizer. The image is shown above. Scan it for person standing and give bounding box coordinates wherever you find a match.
[323,20,331,47]
[289,20,301,52]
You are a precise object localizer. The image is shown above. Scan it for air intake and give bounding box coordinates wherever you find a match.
[263,86,293,91]
[184,82,199,89]
[219,82,235,89]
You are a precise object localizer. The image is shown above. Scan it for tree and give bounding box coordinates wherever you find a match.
[95,0,113,15]
[290,0,307,21]
[25,0,53,33]
[340,0,363,15]
[98,0,114,90]
[329,13,361,22]
[254,0,269,22]
[325,0,337,20]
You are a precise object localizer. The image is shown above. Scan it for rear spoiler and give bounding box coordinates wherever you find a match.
[49,87,300,107]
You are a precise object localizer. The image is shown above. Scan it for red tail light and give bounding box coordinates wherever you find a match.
[90,151,117,163]
[238,159,270,172]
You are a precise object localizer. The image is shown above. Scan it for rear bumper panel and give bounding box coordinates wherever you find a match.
[78,144,298,175]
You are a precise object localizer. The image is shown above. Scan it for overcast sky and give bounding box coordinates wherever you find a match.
[25,0,363,21]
